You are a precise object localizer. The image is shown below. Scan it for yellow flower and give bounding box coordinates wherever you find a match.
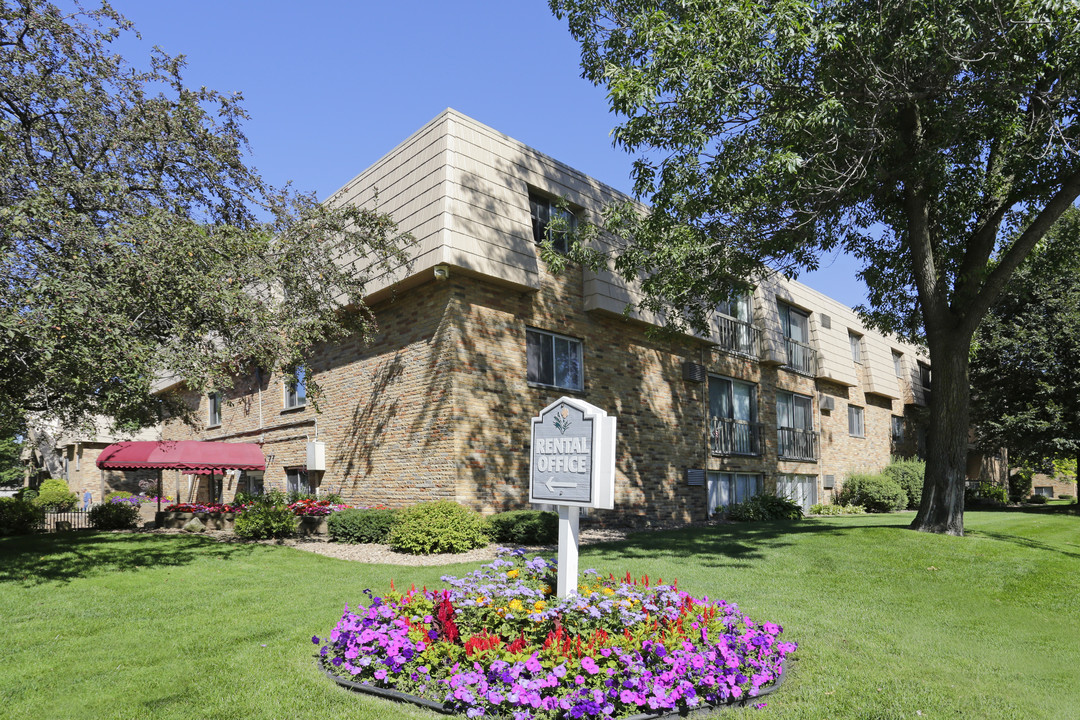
[509,599,524,612]
[542,585,553,596]
[534,600,546,612]
[475,596,487,606]
[602,587,615,596]
[507,569,520,579]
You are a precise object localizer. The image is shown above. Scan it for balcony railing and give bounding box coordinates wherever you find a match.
[716,316,762,358]
[777,427,819,461]
[783,338,818,376]
[710,417,763,457]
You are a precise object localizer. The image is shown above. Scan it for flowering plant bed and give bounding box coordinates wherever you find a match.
[288,499,349,517]
[164,503,245,514]
[162,500,348,517]
[314,549,796,718]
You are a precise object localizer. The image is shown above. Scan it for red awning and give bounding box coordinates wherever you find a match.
[96,441,265,474]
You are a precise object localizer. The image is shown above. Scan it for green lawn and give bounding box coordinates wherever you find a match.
[0,507,1077,720]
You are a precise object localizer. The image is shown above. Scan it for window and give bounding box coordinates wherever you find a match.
[848,405,865,437]
[777,391,817,460]
[778,302,815,374]
[715,294,758,356]
[776,474,818,513]
[717,294,752,322]
[286,469,310,496]
[708,472,763,514]
[779,302,810,343]
[919,362,932,390]
[891,416,905,443]
[526,328,583,391]
[208,392,222,427]
[849,332,864,364]
[529,193,575,254]
[1034,486,1054,498]
[240,471,264,496]
[892,351,904,377]
[708,376,760,455]
[284,366,307,409]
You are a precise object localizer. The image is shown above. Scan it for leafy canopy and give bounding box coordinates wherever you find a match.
[0,1,408,433]
[551,0,1080,342]
[971,207,1080,471]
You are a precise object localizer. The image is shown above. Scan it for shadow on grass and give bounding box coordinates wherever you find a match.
[965,528,1080,559]
[579,518,907,569]
[0,531,261,586]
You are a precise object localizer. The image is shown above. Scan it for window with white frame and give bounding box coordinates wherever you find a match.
[286,469,310,496]
[526,328,583,391]
[776,474,818,513]
[1034,486,1054,498]
[849,332,864,364]
[208,391,222,427]
[848,405,865,437]
[892,351,904,377]
[529,193,575,254]
[707,472,763,514]
[284,366,307,409]
[717,294,752,322]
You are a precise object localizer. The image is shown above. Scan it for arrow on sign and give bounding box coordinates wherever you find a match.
[545,478,577,494]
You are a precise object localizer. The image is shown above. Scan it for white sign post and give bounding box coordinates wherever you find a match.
[529,397,616,598]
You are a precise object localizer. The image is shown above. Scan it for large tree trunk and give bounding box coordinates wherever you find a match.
[910,331,972,535]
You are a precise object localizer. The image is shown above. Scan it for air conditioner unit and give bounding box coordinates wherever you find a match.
[686,469,705,486]
[819,313,832,329]
[682,361,707,383]
[306,441,325,472]
[823,474,835,490]
[819,395,835,412]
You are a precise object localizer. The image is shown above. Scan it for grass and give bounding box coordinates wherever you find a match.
[0,506,1077,720]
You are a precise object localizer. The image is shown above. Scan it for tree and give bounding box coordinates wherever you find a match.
[0,1,408,434]
[971,207,1080,505]
[0,432,23,487]
[550,0,1080,534]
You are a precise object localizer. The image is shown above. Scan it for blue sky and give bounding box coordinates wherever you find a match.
[106,0,866,308]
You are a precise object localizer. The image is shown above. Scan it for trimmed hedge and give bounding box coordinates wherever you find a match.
[809,502,866,516]
[89,501,140,530]
[235,493,298,539]
[1025,494,1048,504]
[882,459,925,510]
[388,501,489,555]
[327,508,399,544]
[33,478,78,511]
[486,510,559,545]
[727,493,803,522]
[836,473,907,513]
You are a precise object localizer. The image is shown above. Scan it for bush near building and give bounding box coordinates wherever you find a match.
[388,501,489,554]
[882,459,925,510]
[837,474,907,513]
[326,508,399,544]
[89,502,140,530]
[32,479,78,512]
[0,497,43,534]
[486,510,559,545]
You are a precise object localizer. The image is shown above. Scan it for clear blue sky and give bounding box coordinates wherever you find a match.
[106,0,867,308]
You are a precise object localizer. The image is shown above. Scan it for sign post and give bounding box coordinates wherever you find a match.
[529,397,616,598]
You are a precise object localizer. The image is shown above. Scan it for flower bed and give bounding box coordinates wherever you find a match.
[314,549,796,718]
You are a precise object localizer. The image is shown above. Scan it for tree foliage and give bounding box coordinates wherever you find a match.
[0,433,22,487]
[0,1,409,433]
[971,207,1080,500]
[551,0,1080,534]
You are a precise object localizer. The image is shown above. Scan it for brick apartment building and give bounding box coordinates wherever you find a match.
[150,109,933,524]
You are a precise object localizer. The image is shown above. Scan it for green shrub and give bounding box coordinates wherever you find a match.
[32,479,78,511]
[882,459,925,509]
[486,510,559,545]
[1060,494,1074,501]
[388,501,489,554]
[15,487,38,502]
[836,474,907,513]
[105,490,134,502]
[89,501,140,530]
[327,508,399,544]
[1025,494,1048,504]
[726,493,803,522]
[234,500,298,539]
[809,502,866,516]
[1008,470,1034,503]
[0,497,43,534]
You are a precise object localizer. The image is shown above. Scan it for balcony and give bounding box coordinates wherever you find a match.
[716,316,762,358]
[777,427,819,462]
[710,417,763,457]
[783,338,818,376]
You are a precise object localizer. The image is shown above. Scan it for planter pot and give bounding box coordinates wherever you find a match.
[297,516,328,536]
[155,511,235,530]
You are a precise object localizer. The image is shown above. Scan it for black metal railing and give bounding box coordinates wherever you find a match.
[783,338,818,375]
[710,417,764,456]
[38,510,92,532]
[777,427,819,461]
[716,316,762,358]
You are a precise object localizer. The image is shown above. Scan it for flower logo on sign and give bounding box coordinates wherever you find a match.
[552,405,572,434]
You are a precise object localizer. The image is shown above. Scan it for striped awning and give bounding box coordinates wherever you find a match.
[95,441,265,473]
